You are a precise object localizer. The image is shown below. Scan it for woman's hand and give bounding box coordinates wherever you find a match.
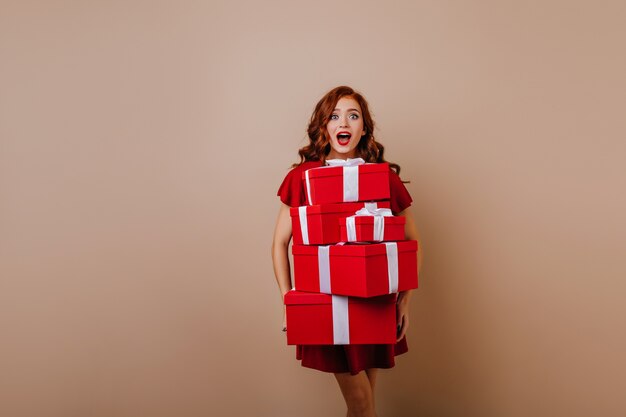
[395,207,420,342]
[396,291,412,341]
[282,305,287,332]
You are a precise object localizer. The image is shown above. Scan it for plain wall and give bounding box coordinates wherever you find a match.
[1,1,625,416]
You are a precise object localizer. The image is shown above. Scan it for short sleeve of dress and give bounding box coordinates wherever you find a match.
[389,170,413,214]
[277,161,322,207]
[277,166,306,207]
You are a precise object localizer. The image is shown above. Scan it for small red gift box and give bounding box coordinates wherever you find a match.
[292,240,418,297]
[339,210,406,243]
[290,201,392,245]
[284,290,397,345]
[303,162,390,205]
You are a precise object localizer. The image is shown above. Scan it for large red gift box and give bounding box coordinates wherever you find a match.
[290,201,392,245]
[339,213,406,243]
[292,240,418,297]
[303,162,390,205]
[284,290,397,345]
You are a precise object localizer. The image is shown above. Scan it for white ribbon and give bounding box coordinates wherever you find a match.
[345,207,393,242]
[305,169,313,206]
[345,217,358,242]
[318,246,331,294]
[343,166,359,202]
[384,242,399,293]
[298,206,309,244]
[332,295,350,344]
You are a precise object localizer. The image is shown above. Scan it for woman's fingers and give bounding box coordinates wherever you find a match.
[396,314,409,341]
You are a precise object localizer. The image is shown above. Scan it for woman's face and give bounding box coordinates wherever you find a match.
[326,96,366,160]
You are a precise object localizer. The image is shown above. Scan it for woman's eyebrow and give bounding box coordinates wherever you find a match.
[333,108,361,113]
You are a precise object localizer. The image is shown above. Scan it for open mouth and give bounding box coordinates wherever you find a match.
[337,132,351,146]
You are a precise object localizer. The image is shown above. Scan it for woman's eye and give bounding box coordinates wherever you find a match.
[330,114,339,120]
[349,114,359,120]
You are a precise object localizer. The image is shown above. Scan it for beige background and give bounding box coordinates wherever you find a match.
[1,1,625,416]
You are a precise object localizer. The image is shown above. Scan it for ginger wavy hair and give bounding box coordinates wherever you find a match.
[294,86,401,174]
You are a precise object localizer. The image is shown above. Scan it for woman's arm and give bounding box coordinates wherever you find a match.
[395,207,422,341]
[272,203,293,329]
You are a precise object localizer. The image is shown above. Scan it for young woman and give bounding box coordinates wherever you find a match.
[272,86,421,417]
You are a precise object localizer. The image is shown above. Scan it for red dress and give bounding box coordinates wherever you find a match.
[277,160,413,375]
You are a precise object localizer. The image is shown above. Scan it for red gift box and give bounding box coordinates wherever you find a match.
[292,240,418,297]
[339,211,406,243]
[290,201,392,245]
[284,290,397,345]
[303,162,390,205]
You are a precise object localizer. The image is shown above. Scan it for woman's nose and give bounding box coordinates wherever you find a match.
[340,115,349,126]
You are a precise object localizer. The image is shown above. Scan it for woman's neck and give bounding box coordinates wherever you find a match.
[326,151,357,160]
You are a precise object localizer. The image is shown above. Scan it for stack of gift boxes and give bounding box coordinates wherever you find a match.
[284,160,419,345]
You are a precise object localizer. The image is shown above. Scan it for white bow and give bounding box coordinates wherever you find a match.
[353,207,393,217]
[325,158,365,167]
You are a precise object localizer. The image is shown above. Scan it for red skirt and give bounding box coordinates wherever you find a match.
[296,337,408,375]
